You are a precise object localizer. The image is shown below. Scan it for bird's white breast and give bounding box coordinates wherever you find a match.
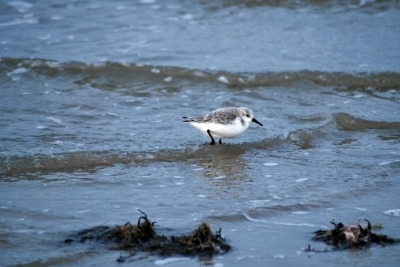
[190,117,250,139]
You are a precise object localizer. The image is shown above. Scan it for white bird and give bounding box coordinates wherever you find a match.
[183,107,263,145]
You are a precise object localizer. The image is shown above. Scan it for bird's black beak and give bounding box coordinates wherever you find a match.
[252,118,263,126]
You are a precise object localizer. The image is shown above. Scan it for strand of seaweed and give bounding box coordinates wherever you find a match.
[64,210,231,262]
[306,218,400,253]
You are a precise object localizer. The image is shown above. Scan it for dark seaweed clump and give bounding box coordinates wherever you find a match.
[310,219,399,251]
[64,210,231,261]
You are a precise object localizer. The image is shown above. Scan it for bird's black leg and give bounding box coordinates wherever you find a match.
[207,130,215,145]
[219,139,222,144]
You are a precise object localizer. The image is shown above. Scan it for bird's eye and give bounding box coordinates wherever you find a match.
[246,114,250,117]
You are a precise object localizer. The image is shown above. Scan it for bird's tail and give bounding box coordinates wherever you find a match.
[182,116,203,123]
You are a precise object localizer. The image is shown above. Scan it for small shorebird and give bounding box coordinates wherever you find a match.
[183,107,263,144]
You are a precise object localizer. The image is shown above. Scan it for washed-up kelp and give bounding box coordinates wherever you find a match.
[311,219,399,250]
[64,210,231,261]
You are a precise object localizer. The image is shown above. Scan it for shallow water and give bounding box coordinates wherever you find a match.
[1,1,400,266]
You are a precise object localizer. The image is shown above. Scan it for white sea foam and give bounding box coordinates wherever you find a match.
[242,213,326,228]
[273,254,285,259]
[78,210,91,214]
[0,17,38,27]
[182,14,194,20]
[218,76,230,84]
[154,257,189,265]
[8,1,33,13]
[106,112,120,118]
[291,211,308,215]
[38,34,51,40]
[140,0,156,4]
[7,68,29,76]
[193,71,204,77]
[355,208,367,211]
[249,199,271,207]
[263,163,279,167]
[45,61,60,69]
[52,141,63,145]
[47,117,63,125]
[50,15,63,20]
[383,209,400,217]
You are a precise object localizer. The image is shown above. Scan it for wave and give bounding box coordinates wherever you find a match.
[1,113,398,177]
[203,0,400,13]
[2,57,400,90]
[334,113,400,131]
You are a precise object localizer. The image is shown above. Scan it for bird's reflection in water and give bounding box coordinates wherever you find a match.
[191,145,251,195]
